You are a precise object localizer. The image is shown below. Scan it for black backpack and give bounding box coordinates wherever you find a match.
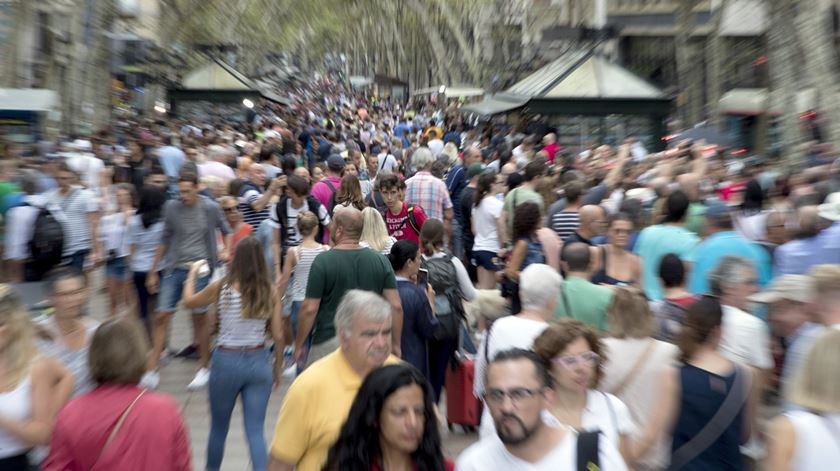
[576,431,600,471]
[275,195,327,250]
[25,204,65,276]
[322,179,338,216]
[422,254,466,341]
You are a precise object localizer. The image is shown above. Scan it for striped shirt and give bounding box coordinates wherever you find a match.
[217,285,269,348]
[550,211,580,241]
[238,181,271,227]
[405,171,453,221]
[47,187,98,256]
[290,245,329,301]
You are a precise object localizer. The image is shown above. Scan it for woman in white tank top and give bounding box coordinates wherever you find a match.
[182,237,282,471]
[0,285,73,470]
[768,329,840,471]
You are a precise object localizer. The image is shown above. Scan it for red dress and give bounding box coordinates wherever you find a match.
[42,385,191,471]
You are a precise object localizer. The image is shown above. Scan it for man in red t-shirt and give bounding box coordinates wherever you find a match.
[379,173,428,244]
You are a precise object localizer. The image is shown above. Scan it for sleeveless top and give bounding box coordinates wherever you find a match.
[217,285,269,348]
[0,375,32,458]
[785,410,840,470]
[591,246,634,286]
[36,318,99,396]
[671,364,745,470]
[290,245,328,302]
[517,236,545,272]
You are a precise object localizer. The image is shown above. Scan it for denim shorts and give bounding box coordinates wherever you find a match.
[158,267,211,314]
[472,250,501,271]
[105,256,130,280]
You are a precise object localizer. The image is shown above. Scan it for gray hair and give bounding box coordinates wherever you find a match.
[335,289,391,338]
[206,144,230,162]
[519,264,563,311]
[411,147,435,170]
[708,256,755,296]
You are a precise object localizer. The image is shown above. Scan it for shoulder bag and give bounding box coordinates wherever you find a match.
[668,366,751,470]
[89,388,147,470]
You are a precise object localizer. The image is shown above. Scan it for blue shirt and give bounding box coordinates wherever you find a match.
[157,145,185,178]
[774,237,826,277]
[445,165,467,220]
[818,221,840,265]
[396,278,438,379]
[634,224,700,301]
[686,231,772,294]
[782,322,824,411]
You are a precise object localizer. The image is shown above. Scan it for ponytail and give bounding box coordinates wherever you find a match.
[474,172,496,208]
[677,296,723,363]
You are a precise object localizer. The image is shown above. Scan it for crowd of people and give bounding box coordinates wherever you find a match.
[1,79,840,471]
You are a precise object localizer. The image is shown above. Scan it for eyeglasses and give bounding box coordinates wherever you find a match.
[552,351,600,369]
[483,387,541,405]
[53,287,87,297]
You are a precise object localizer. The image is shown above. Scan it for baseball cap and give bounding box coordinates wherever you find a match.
[327,154,346,171]
[704,199,731,220]
[749,275,814,304]
[467,163,484,179]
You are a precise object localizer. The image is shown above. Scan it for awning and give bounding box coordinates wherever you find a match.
[0,89,59,112]
[259,90,292,106]
[459,94,528,117]
[349,76,373,88]
[412,85,484,98]
[719,88,817,115]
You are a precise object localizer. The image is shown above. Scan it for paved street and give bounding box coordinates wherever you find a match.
[84,271,477,470]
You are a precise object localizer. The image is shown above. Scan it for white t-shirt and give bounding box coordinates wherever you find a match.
[784,410,840,471]
[544,390,637,448]
[720,305,774,369]
[377,152,399,174]
[268,199,330,247]
[457,428,628,471]
[65,153,104,191]
[472,196,504,252]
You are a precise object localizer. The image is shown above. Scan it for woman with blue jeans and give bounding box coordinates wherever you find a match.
[182,237,283,471]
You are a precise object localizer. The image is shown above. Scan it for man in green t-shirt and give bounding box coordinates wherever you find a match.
[294,207,403,367]
[501,157,548,237]
[555,243,614,332]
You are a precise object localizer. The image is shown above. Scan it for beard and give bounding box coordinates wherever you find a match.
[495,413,541,446]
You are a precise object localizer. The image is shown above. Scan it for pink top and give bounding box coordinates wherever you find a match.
[42,385,191,471]
[311,175,342,243]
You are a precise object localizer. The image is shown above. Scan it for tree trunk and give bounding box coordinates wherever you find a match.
[706,0,727,130]
[768,0,805,168]
[798,0,840,150]
[675,0,701,127]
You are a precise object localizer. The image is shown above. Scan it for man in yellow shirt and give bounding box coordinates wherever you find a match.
[268,289,400,471]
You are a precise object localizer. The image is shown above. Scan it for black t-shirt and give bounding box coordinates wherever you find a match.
[459,187,476,250]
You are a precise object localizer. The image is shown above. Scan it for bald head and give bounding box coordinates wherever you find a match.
[579,205,604,224]
[797,205,821,238]
[501,162,517,177]
[578,205,606,238]
[463,146,481,166]
[677,173,700,201]
[333,207,364,241]
[563,242,592,273]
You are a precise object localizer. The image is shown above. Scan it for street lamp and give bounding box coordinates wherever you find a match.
[243,98,254,109]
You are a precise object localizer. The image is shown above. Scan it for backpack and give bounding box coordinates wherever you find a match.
[422,254,465,341]
[275,195,327,252]
[322,179,338,216]
[25,204,65,276]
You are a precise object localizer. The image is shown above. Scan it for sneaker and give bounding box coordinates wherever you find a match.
[175,344,199,360]
[187,367,210,391]
[283,364,297,379]
[140,371,160,390]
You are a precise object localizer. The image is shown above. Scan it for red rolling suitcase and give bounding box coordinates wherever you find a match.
[445,357,482,431]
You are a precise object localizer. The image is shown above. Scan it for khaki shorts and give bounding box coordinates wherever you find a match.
[305,336,339,368]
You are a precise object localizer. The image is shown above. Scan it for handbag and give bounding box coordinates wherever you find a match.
[89,389,147,470]
[500,275,518,298]
[668,366,751,470]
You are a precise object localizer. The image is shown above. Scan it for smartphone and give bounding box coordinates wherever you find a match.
[417,268,429,289]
